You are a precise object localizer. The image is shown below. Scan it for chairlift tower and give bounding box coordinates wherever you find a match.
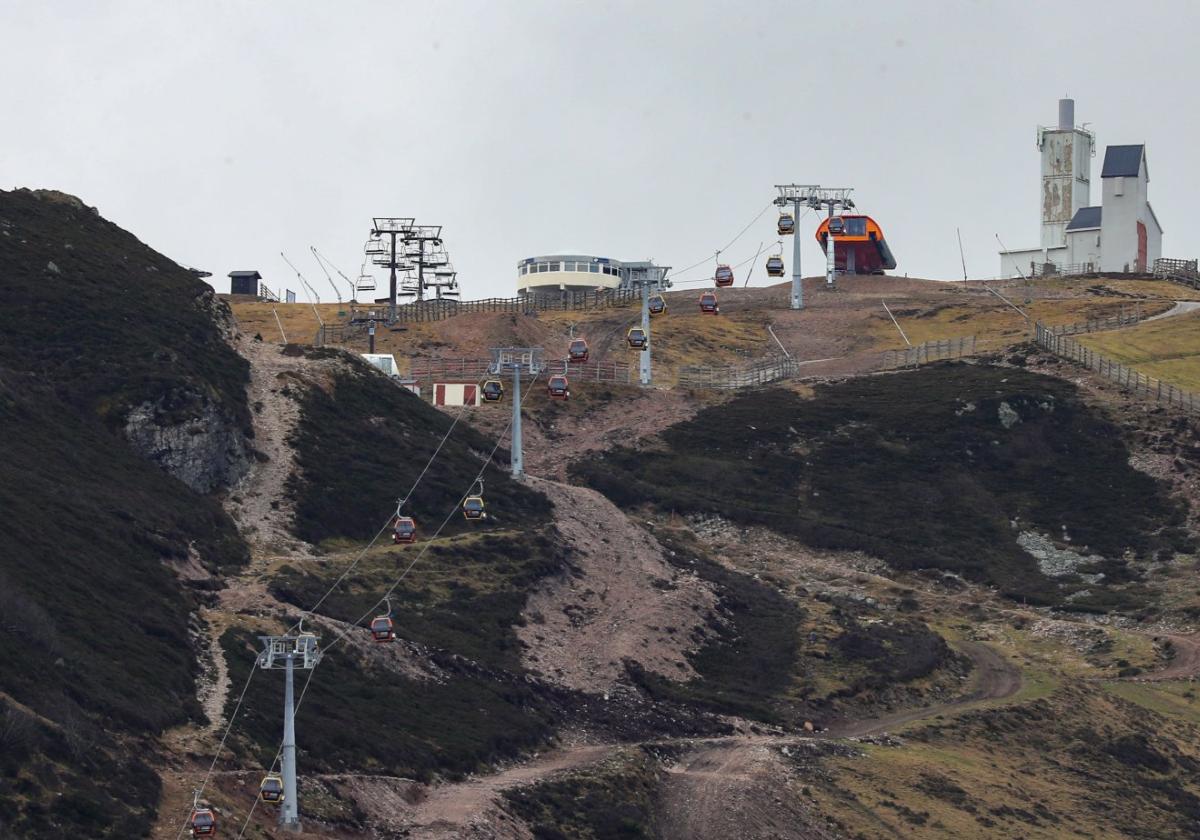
[489,348,544,478]
[774,185,855,306]
[369,218,416,323]
[257,633,321,832]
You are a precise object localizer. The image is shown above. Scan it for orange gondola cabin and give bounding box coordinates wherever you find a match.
[815,215,897,275]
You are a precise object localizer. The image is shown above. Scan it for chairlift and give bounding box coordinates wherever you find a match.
[189,807,216,836]
[648,294,667,316]
[714,264,734,287]
[259,774,284,804]
[393,516,417,544]
[766,254,785,277]
[356,273,377,292]
[481,379,504,402]
[699,291,720,314]
[778,213,796,236]
[547,374,570,400]
[626,327,648,349]
[568,338,589,363]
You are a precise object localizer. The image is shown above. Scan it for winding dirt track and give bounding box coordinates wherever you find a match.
[1135,633,1200,682]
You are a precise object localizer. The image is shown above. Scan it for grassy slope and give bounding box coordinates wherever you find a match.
[573,364,1188,611]
[0,190,250,837]
[1080,308,1200,392]
[813,684,1200,839]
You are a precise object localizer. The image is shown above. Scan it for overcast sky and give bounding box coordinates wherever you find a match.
[4,0,1197,299]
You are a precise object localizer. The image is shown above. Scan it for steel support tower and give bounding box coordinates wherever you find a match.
[368,218,415,323]
[773,185,855,307]
[257,633,321,832]
[489,348,544,478]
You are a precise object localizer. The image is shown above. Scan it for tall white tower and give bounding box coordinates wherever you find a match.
[1037,98,1096,250]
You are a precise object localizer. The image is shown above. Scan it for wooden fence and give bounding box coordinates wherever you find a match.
[1040,305,1143,338]
[1154,257,1200,290]
[408,357,632,386]
[678,355,799,389]
[879,336,977,369]
[1034,322,1200,413]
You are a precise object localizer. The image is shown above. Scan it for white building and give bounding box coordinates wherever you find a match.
[517,253,669,295]
[999,100,1164,276]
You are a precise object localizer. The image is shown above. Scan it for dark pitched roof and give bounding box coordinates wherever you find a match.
[1066,206,1102,231]
[228,270,262,279]
[1101,145,1144,178]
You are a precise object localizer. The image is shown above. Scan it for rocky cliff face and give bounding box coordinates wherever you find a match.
[123,386,250,493]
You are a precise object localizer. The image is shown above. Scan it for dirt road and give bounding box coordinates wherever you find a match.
[1136,633,1200,682]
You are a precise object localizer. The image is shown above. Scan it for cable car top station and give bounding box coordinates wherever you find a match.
[517,254,670,295]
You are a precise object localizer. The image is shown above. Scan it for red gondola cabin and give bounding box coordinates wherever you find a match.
[370,615,395,642]
[568,339,589,363]
[699,291,719,314]
[190,808,216,836]
[547,374,570,400]
[392,516,416,544]
[714,264,734,287]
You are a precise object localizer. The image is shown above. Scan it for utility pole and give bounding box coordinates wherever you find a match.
[640,282,651,386]
[489,348,544,478]
[257,632,321,832]
[773,185,855,308]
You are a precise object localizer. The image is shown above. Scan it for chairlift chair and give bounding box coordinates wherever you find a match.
[260,774,284,804]
[568,338,589,363]
[547,374,570,400]
[392,516,417,544]
[648,294,667,316]
[189,808,216,836]
[699,291,720,314]
[778,213,796,236]
[714,264,734,287]
[356,273,377,292]
[626,327,648,349]
[481,379,504,402]
[766,255,785,277]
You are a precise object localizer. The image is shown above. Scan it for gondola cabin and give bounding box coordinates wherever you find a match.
[568,339,589,363]
[260,775,284,803]
[626,327,648,349]
[190,808,216,836]
[765,255,785,277]
[648,294,667,316]
[777,213,795,235]
[463,495,486,520]
[714,264,734,287]
[481,380,504,402]
[547,374,570,400]
[393,516,417,544]
[370,615,395,642]
[815,215,897,274]
[698,291,719,314]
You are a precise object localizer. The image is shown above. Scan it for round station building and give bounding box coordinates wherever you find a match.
[517,254,669,295]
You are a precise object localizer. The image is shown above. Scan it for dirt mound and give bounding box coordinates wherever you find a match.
[658,738,839,840]
[517,478,718,694]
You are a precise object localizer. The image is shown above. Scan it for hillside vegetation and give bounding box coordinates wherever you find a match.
[0,190,249,838]
[575,364,1190,610]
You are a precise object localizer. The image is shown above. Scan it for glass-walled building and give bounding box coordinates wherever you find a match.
[517,254,670,295]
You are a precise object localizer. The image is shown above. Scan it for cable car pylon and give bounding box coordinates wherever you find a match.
[257,626,321,831]
[488,347,544,478]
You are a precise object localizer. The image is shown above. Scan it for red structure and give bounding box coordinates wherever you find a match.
[815,215,897,275]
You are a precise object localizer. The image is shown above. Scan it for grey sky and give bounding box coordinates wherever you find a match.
[4,0,1197,298]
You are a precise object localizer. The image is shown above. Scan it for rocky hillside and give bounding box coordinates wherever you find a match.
[0,190,250,838]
